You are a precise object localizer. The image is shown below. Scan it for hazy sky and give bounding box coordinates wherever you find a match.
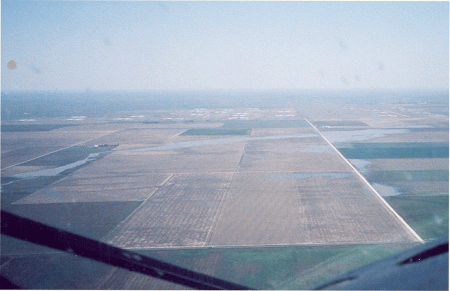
[2,1,448,92]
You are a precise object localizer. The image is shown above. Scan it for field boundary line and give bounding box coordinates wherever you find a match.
[235,143,247,172]
[101,173,174,243]
[304,118,424,243]
[204,173,235,247]
[1,130,121,170]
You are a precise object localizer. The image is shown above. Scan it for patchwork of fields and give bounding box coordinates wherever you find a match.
[3,117,425,248]
[1,100,448,289]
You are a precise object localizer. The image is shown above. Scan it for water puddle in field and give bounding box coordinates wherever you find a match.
[119,133,318,153]
[322,128,409,143]
[265,172,354,180]
[3,134,317,184]
[3,153,100,183]
[295,144,334,153]
[349,159,372,173]
[372,183,401,196]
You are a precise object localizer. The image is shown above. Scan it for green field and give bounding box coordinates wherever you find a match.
[135,242,419,289]
[368,170,449,182]
[338,143,449,159]
[384,195,449,240]
[180,128,251,136]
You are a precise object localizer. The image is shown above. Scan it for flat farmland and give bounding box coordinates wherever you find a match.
[207,172,418,247]
[114,144,245,173]
[206,172,307,246]
[238,138,350,172]
[292,176,418,243]
[1,129,118,168]
[105,173,234,248]
[13,172,170,204]
[239,151,349,172]
[84,127,186,149]
[3,116,425,251]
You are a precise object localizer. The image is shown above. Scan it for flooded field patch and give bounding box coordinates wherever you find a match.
[181,128,251,136]
[221,119,309,129]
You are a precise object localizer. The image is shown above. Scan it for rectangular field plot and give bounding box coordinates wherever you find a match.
[206,172,303,246]
[13,171,171,204]
[106,143,245,173]
[206,172,419,247]
[239,150,350,173]
[105,173,234,248]
[84,128,185,147]
[292,176,419,244]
